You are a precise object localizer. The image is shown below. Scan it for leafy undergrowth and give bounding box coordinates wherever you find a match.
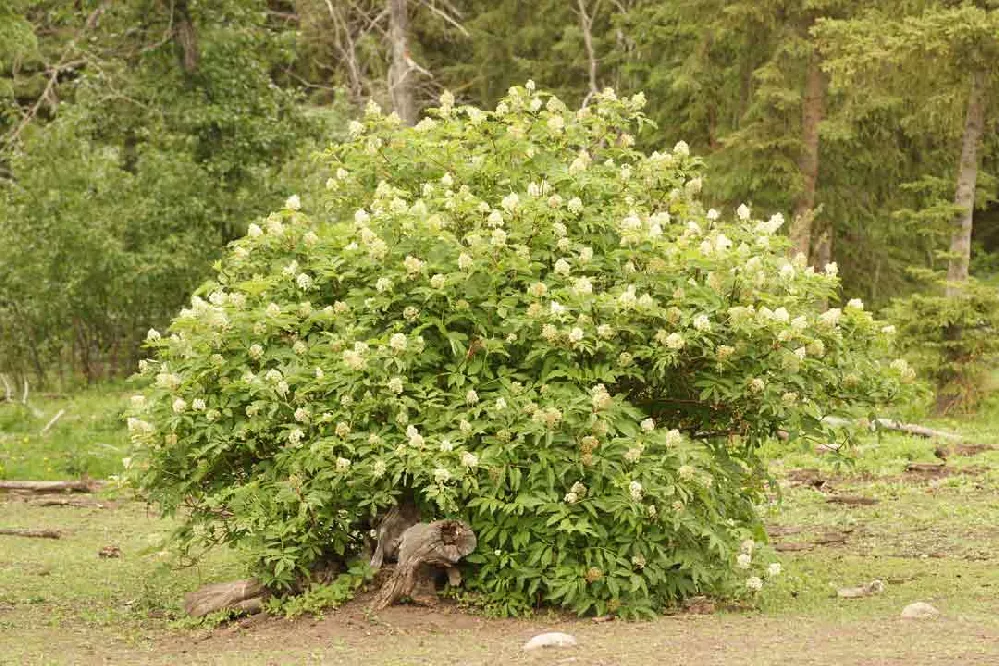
[0,387,129,480]
[1,392,999,663]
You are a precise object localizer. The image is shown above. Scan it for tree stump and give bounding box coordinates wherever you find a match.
[184,579,266,618]
[372,519,476,610]
[369,501,420,569]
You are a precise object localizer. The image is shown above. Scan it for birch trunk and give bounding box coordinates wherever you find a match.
[388,0,417,126]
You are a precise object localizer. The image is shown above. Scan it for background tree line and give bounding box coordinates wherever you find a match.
[2,0,998,402]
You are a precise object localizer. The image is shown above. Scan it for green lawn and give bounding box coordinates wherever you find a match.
[2,392,999,664]
[0,387,130,481]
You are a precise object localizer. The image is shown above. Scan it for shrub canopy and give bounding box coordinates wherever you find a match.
[128,85,907,617]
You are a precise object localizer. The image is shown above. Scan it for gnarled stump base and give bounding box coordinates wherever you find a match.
[372,519,476,610]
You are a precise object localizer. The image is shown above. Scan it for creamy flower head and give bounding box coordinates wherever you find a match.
[389,333,408,351]
[819,308,842,326]
[665,332,685,350]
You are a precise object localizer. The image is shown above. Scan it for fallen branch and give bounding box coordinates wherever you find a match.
[826,495,879,506]
[905,462,947,474]
[40,409,66,435]
[837,579,884,599]
[373,519,476,610]
[26,497,112,508]
[822,417,964,442]
[0,480,100,493]
[0,528,61,539]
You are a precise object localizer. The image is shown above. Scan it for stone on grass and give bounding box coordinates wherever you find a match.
[900,602,939,619]
[523,632,578,651]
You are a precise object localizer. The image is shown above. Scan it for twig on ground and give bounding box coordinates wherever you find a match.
[0,528,61,539]
[40,409,66,435]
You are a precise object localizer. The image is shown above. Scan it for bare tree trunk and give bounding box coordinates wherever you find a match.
[789,53,826,260]
[577,0,599,106]
[945,69,987,295]
[388,0,417,125]
[326,0,366,105]
[173,0,200,74]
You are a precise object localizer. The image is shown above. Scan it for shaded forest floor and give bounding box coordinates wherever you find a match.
[3,392,999,664]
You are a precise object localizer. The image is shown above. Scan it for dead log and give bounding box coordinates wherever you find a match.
[905,462,947,474]
[936,442,994,459]
[184,579,266,618]
[372,519,476,610]
[0,480,100,493]
[0,528,61,539]
[25,498,112,508]
[826,495,879,506]
[837,579,884,599]
[822,417,965,442]
[370,501,420,569]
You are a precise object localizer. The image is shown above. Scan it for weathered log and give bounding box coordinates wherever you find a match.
[0,480,99,493]
[905,462,947,474]
[369,501,420,569]
[184,579,265,618]
[837,579,884,599]
[822,417,965,442]
[25,498,112,508]
[0,528,61,539]
[935,442,994,459]
[826,495,879,506]
[372,519,476,610]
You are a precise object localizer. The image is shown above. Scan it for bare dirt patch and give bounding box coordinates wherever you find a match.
[87,605,999,665]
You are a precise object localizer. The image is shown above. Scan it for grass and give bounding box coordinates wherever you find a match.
[0,386,130,480]
[1,391,999,663]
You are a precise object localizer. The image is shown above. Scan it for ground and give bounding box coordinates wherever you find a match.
[2,390,999,664]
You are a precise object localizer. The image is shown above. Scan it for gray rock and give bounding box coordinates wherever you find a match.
[901,602,940,619]
[522,632,579,651]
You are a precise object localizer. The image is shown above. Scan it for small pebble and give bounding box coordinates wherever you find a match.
[523,632,578,651]
[901,602,939,619]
